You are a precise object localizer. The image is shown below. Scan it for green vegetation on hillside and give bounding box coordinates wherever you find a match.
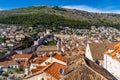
[0,6,120,29]
[0,13,92,29]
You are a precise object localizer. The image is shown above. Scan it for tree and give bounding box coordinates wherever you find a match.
[2,72,9,77]
[0,38,6,43]
[17,66,23,73]
[0,51,7,56]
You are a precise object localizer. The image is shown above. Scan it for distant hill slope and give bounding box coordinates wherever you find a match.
[0,6,120,29]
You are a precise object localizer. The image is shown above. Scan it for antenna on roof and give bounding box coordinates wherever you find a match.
[59,68,65,75]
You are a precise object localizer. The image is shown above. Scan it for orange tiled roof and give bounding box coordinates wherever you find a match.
[0,60,18,68]
[31,66,45,73]
[108,46,115,50]
[106,42,120,61]
[24,63,54,79]
[25,62,66,79]
[78,47,85,55]
[110,51,116,57]
[52,53,67,62]
[79,51,85,55]
[33,55,48,64]
[12,54,32,59]
[104,50,108,54]
[44,62,66,80]
[20,61,25,66]
[114,42,120,49]
[71,47,76,51]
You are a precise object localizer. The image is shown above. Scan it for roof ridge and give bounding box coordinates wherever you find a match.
[43,62,66,79]
[84,58,114,79]
[24,62,55,79]
[41,62,55,71]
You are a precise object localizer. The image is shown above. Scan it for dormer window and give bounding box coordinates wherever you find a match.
[41,78,44,80]
[95,59,99,65]
[116,53,120,58]
[45,62,50,65]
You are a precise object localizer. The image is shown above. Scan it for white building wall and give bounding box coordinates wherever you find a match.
[25,68,29,75]
[2,68,8,72]
[7,43,15,47]
[29,57,66,72]
[10,65,19,68]
[15,50,23,54]
[0,65,19,72]
[85,44,94,61]
[34,41,38,46]
[104,54,120,80]
[30,64,39,70]
[40,57,66,66]
[99,60,103,66]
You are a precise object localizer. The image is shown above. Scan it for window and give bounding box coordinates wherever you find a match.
[95,60,99,65]
[32,65,36,67]
[41,78,44,80]
[37,77,44,80]
[45,62,50,65]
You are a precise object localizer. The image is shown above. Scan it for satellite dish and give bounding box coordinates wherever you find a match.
[59,68,65,75]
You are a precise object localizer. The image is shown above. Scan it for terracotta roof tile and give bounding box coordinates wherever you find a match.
[110,51,116,57]
[44,62,66,80]
[79,51,85,55]
[12,54,32,59]
[19,61,25,66]
[0,60,18,68]
[25,62,66,79]
[114,43,120,49]
[78,47,85,55]
[25,63,54,79]
[31,66,45,73]
[33,55,48,64]
[106,42,120,61]
[52,53,67,62]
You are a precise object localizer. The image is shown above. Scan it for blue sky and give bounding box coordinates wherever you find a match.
[0,0,120,13]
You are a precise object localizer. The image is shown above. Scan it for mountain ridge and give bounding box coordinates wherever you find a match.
[0,6,120,29]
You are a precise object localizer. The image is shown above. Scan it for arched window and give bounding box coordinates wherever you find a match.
[41,78,44,80]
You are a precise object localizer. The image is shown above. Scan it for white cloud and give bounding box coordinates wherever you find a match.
[0,8,3,11]
[62,5,120,14]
